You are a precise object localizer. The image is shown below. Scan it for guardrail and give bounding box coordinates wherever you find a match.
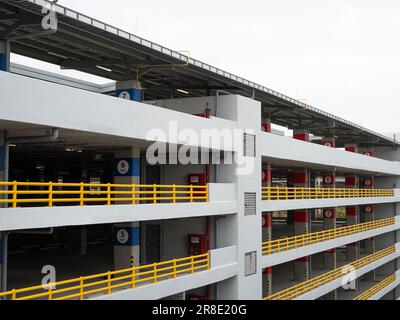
[0,182,208,208]
[0,253,209,300]
[264,246,396,300]
[262,217,396,255]
[354,274,397,300]
[262,187,394,200]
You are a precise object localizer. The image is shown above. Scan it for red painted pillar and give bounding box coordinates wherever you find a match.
[345,144,358,153]
[363,176,376,281]
[293,129,310,142]
[322,137,336,148]
[292,131,311,281]
[262,119,272,133]
[345,172,360,292]
[293,169,310,281]
[262,165,273,295]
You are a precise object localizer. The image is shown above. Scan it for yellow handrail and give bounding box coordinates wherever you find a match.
[354,274,397,300]
[262,187,394,201]
[264,246,396,300]
[0,252,210,300]
[262,217,396,255]
[0,182,208,208]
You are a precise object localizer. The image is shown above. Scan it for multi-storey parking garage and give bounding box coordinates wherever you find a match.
[0,0,400,301]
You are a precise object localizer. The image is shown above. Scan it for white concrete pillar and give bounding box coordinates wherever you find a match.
[216,95,262,300]
[116,80,142,102]
[113,148,141,270]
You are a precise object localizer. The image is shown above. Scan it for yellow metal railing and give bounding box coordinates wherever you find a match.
[354,274,397,300]
[262,187,394,201]
[0,182,208,208]
[262,217,396,255]
[0,253,210,300]
[264,246,396,300]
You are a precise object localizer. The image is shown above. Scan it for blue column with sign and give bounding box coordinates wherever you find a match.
[115,80,142,102]
[0,132,4,290]
[113,148,141,270]
[0,41,9,71]
[0,232,3,291]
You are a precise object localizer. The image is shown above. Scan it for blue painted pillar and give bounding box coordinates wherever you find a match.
[113,148,141,270]
[0,41,10,71]
[115,80,142,102]
[0,131,4,291]
[0,232,3,292]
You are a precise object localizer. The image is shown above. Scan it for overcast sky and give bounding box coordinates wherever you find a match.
[12,0,400,135]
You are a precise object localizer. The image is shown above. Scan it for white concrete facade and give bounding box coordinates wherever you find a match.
[1,56,400,300]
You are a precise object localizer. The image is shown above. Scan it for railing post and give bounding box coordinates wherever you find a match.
[206,185,209,202]
[107,272,112,295]
[48,283,53,300]
[153,263,158,283]
[190,185,194,203]
[11,289,16,300]
[131,266,136,289]
[48,182,53,207]
[132,184,136,205]
[207,253,210,271]
[153,184,157,204]
[107,183,111,206]
[80,182,84,206]
[80,276,84,300]
[173,259,177,278]
[12,181,17,208]
[173,185,176,204]
[191,256,195,274]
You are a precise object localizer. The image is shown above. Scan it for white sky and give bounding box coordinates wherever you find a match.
[12,0,400,135]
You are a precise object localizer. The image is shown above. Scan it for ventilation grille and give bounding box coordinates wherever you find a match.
[243,133,256,158]
[245,252,257,277]
[244,193,257,216]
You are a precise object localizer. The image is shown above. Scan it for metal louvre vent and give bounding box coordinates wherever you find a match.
[245,252,257,277]
[244,193,257,216]
[243,133,256,158]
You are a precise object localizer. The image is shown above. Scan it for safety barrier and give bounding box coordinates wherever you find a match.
[262,187,394,201]
[0,182,208,208]
[262,217,396,255]
[354,274,397,300]
[0,253,209,300]
[264,246,396,300]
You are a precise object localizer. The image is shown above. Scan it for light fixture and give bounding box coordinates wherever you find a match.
[9,144,17,147]
[177,89,189,95]
[96,65,112,72]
